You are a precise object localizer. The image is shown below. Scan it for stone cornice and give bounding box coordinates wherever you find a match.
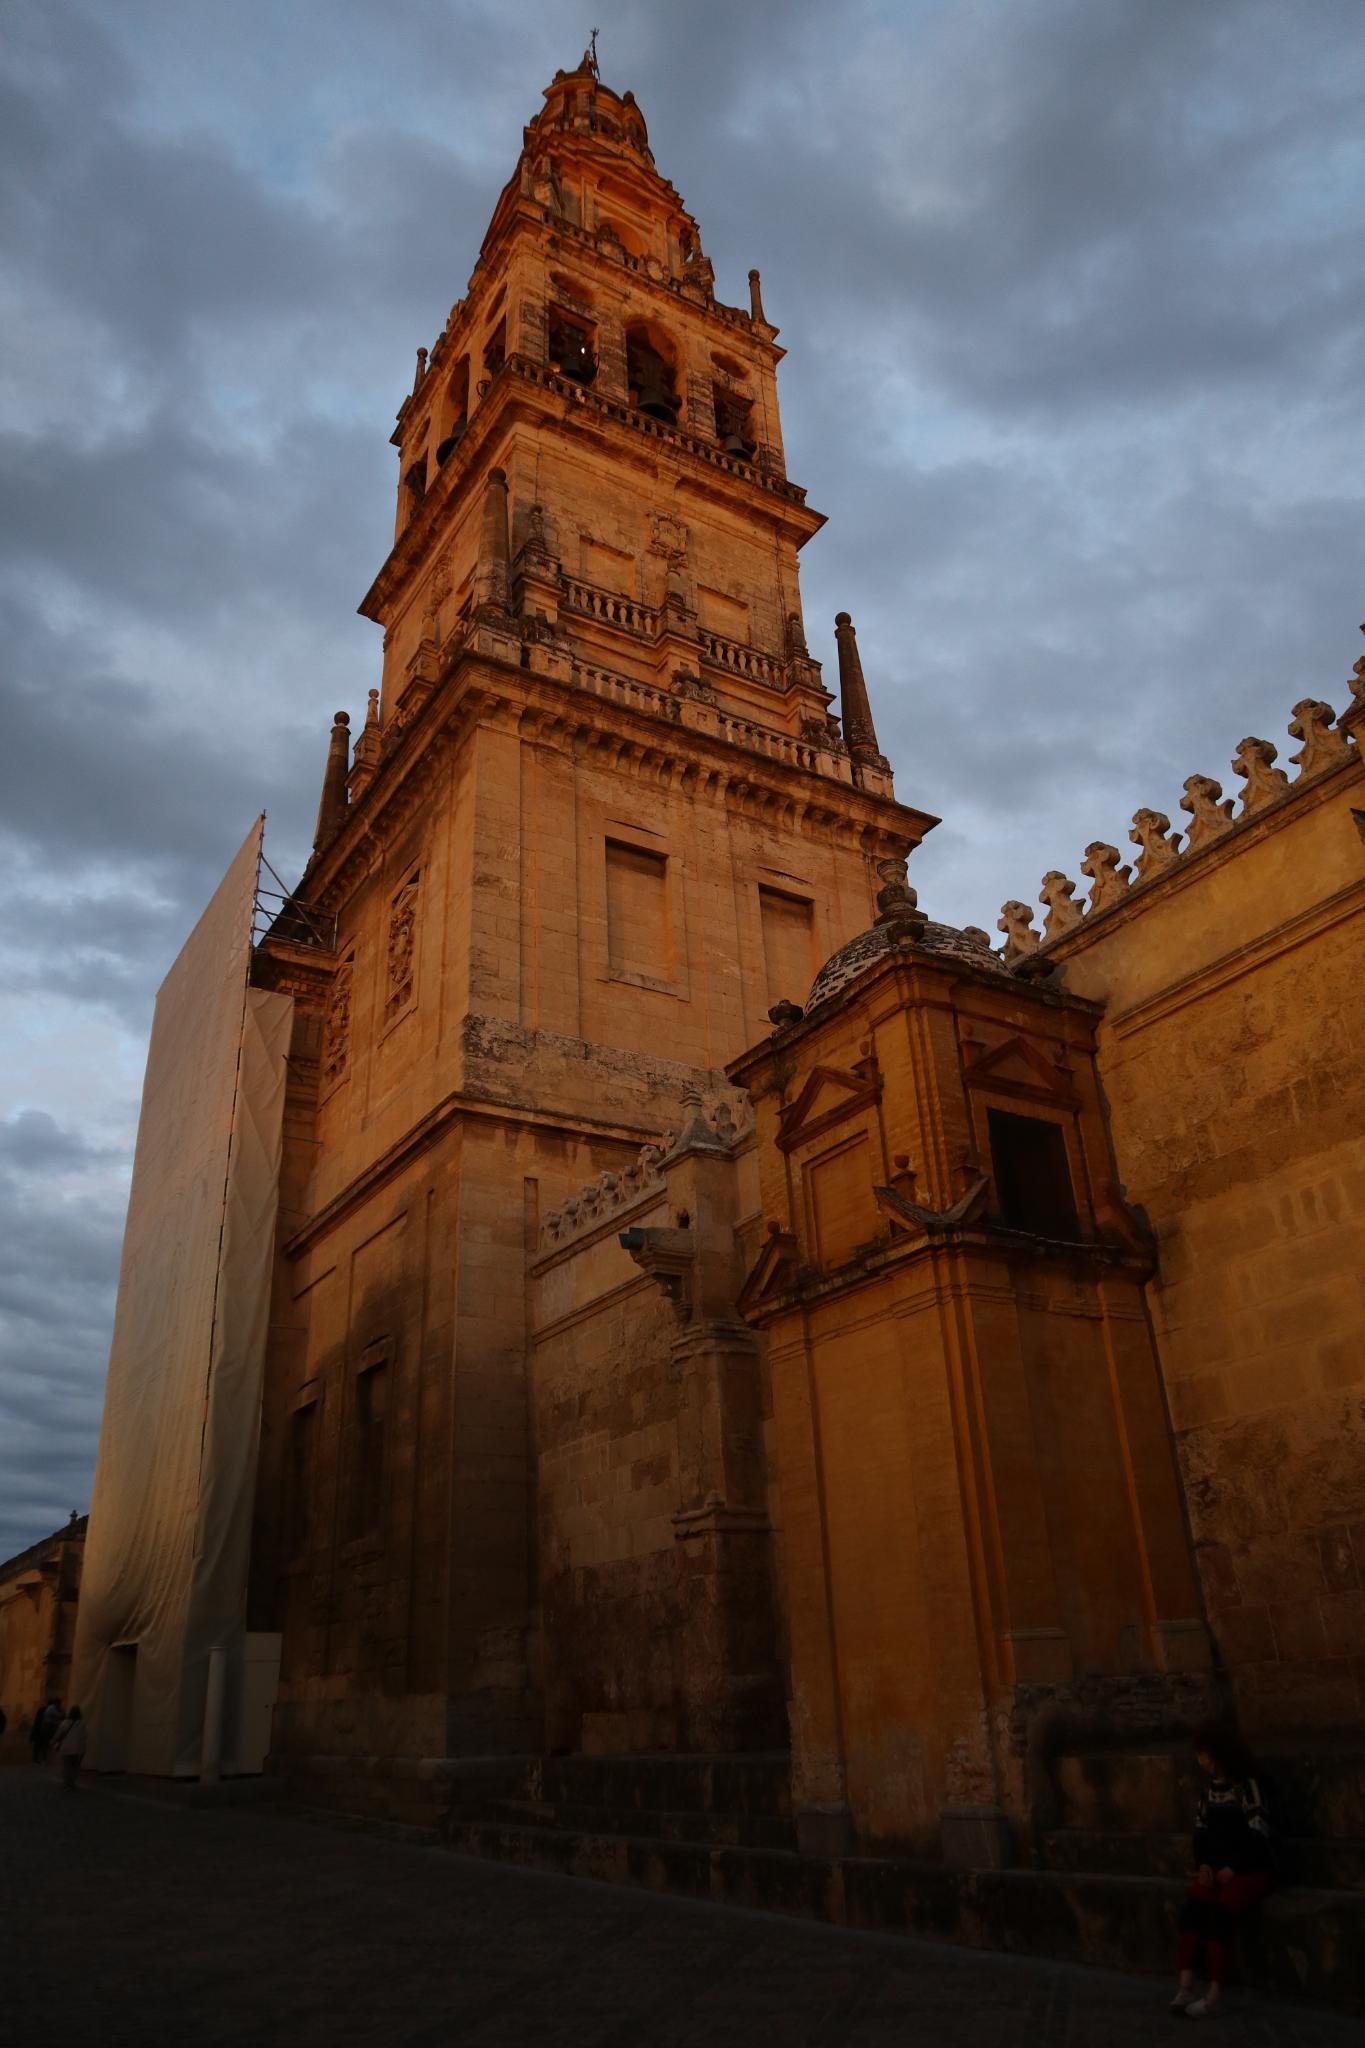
[283,1090,663,1261]
[300,638,936,918]
[741,1222,1155,1330]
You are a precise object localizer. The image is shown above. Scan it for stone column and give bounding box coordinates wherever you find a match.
[623,1094,784,1750]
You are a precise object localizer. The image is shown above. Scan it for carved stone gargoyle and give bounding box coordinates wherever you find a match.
[619,1225,694,1321]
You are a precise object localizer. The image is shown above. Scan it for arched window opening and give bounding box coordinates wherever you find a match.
[548,307,597,386]
[713,384,756,459]
[435,359,470,467]
[625,323,679,423]
[597,213,648,260]
[483,318,506,378]
[404,456,428,507]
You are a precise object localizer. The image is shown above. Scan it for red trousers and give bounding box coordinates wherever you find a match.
[1177,1871,1273,1984]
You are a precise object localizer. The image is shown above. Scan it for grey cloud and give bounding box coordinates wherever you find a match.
[0,1171,122,1559]
[0,0,1361,1553]
[0,1111,116,1175]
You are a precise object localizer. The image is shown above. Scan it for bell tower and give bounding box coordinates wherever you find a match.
[252,57,937,1773]
[369,55,864,769]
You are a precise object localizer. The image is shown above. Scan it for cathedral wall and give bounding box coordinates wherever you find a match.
[265,1123,464,1763]
[1050,750,1365,1737]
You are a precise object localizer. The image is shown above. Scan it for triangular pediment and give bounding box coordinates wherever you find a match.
[737,1227,800,1320]
[963,1034,1078,1105]
[776,1060,881,1154]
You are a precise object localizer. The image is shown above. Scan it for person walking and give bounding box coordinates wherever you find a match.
[57,1705,88,1790]
[1171,1721,1274,2018]
[31,1700,60,1765]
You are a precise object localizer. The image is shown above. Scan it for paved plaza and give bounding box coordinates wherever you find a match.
[1,1768,1356,2047]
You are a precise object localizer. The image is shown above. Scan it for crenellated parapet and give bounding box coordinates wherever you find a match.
[996,658,1361,952]
[538,1088,754,1251]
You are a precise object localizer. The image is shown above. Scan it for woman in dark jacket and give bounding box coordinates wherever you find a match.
[1172,1721,1273,2018]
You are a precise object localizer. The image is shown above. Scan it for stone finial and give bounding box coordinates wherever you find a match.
[748,268,768,324]
[1038,870,1083,939]
[413,346,428,393]
[1341,629,1365,740]
[785,611,810,660]
[1288,697,1350,780]
[833,612,885,767]
[961,926,993,951]
[997,900,1039,963]
[517,502,560,594]
[1179,774,1234,852]
[874,855,928,935]
[348,688,383,799]
[1232,735,1290,816]
[767,999,803,1029]
[676,1084,727,1152]
[312,711,351,853]
[1080,841,1131,913]
[1129,808,1182,882]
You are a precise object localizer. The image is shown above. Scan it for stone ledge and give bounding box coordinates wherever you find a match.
[440,1818,1365,2008]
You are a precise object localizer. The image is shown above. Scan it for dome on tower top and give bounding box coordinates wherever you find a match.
[538,59,653,161]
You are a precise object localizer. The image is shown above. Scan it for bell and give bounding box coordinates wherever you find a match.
[636,375,677,421]
[722,432,751,457]
[434,420,466,467]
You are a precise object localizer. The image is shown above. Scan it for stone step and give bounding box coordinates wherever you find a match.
[1042,1828,1365,1890]
[484,1795,797,1850]
[442,1816,1365,2007]
[1049,1746,1365,1843]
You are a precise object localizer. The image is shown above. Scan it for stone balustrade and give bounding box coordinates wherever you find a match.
[562,577,659,638]
[538,1091,753,1252]
[700,631,784,689]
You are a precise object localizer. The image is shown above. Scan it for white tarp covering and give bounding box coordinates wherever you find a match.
[72,820,292,1774]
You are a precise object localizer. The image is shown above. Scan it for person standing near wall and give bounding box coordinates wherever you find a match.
[1171,1723,1275,2018]
[56,1706,87,1790]
[31,1700,59,1764]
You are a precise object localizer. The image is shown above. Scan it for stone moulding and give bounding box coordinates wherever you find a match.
[298,649,931,921]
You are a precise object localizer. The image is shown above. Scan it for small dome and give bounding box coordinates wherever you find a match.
[804,917,1009,1015]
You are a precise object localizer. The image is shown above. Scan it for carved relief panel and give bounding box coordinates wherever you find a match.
[384,869,420,1025]
[321,951,355,1091]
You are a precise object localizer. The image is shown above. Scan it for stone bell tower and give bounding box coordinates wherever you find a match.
[250,54,935,1778]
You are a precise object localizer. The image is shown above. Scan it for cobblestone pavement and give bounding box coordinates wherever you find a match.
[1,1768,1357,2048]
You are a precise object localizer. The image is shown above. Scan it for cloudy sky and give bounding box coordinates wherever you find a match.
[1,0,1360,1560]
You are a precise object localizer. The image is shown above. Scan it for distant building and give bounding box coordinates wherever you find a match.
[0,1513,86,1753]
[71,50,1364,1983]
